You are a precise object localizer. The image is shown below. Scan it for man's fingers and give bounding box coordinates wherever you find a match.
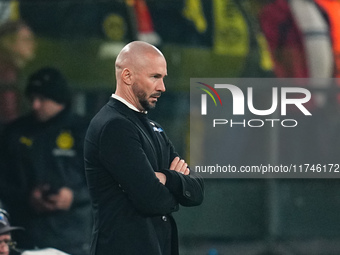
[183,168,190,176]
[176,159,186,173]
[179,161,188,174]
[169,157,180,170]
[170,157,190,175]
[155,172,166,185]
[42,201,57,211]
[31,188,42,199]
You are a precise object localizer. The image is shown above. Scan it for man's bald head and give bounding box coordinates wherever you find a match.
[113,41,167,111]
[115,41,164,76]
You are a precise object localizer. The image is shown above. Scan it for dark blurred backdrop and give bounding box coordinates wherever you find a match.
[1,0,340,254]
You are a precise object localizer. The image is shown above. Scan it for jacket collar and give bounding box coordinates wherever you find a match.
[111,94,145,113]
[107,97,140,119]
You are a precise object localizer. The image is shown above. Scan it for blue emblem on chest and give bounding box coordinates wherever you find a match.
[150,122,163,132]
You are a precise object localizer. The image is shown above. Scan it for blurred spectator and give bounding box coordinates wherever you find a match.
[314,0,340,78]
[0,67,91,255]
[0,20,35,131]
[288,0,333,108]
[133,0,161,45]
[259,0,309,78]
[0,209,23,255]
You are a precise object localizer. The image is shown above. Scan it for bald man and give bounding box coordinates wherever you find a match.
[84,41,204,255]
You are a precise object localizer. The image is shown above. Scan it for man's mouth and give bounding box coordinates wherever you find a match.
[150,93,161,100]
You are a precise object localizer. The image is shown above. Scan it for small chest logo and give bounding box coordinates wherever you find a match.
[56,131,74,150]
[19,136,33,147]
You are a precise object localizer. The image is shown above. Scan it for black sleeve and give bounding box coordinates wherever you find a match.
[99,118,179,216]
[158,131,204,207]
[160,169,204,207]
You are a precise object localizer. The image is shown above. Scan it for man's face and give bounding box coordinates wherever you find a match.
[13,26,35,62]
[132,54,167,111]
[30,95,65,122]
[0,234,11,255]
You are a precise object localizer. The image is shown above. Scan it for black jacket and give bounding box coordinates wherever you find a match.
[84,98,204,255]
[0,108,92,255]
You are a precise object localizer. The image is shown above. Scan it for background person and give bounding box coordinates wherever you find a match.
[0,67,91,255]
[0,20,35,130]
[0,209,23,255]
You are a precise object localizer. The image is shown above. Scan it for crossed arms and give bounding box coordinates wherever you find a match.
[89,117,204,216]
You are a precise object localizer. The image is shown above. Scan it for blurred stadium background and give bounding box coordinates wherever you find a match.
[1,0,340,254]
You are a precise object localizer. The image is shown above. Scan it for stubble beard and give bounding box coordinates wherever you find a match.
[133,84,161,111]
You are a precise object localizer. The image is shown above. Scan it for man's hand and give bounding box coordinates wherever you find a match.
[155,157,190,185]
[48,187,74,211]
[30,186,74,213]
[30,185,57,213]
[169,157,190,175]
[155,172,166,185]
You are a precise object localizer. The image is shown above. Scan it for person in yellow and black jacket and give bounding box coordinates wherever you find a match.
[0,67,92,255]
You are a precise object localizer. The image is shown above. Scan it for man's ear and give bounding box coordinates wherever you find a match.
[121,68,133,85]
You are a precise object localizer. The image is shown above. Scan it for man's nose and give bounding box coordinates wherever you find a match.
[32,98,41,110]
[157,79,166,92]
